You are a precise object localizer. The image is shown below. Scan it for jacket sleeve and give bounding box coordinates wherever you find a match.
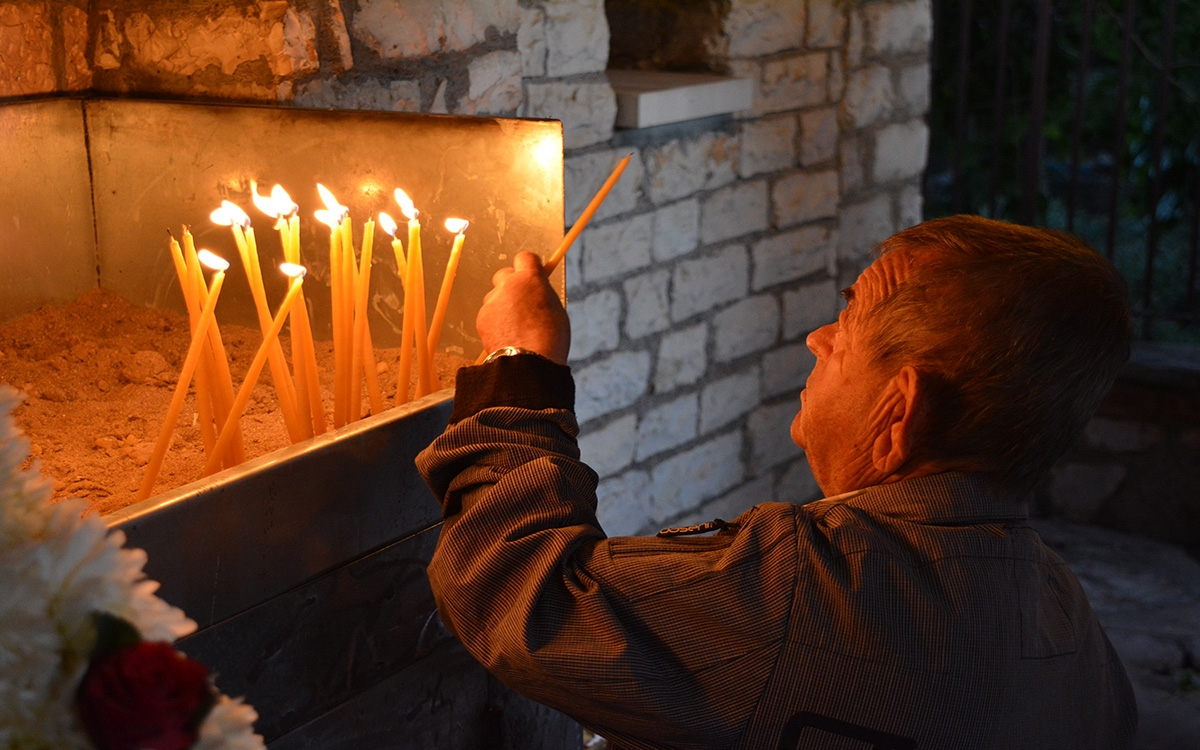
[416,357,797,749]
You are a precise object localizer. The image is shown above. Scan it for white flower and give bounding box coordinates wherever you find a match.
[0,384,263,750]
[193,696,265,750]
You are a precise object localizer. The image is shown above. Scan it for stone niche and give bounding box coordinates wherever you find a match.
[0,95,579,747]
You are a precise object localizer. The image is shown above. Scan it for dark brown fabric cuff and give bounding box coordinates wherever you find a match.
[448,354,575,423]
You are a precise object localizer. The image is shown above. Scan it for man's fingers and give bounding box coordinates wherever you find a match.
[512,251,545,273]
[491,266,515,287]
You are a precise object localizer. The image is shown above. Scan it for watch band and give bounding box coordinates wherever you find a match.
[481,346,544,364]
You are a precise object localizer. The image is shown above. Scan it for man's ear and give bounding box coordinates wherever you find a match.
[871,366,926,477]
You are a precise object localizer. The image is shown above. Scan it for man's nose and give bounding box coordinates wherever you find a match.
[807,323,834,357]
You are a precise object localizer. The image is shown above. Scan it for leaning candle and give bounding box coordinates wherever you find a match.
[204,263,308,477]
[212,201,306,442]
[317,184,351,427]
[137,250,229,502]
[546,152,632,273]
[167,232,217,457]
[428,218,468,360]
[379,212,407,286]
[350,218,375,421]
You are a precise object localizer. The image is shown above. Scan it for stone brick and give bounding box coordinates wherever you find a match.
[783,279,838,339]
[873,119,928,182]
[458,50,523,115]
[652,199,700,262]
[1083,417,1164,453]
[544,0,609,76]
[645,132,738,205]
[651,432,744,522]
[581,213,653,283]
[596,470,653,537]
[120,6,319,79]
[292,77,421,112]
[563,233,583,294]
[0,2,53,96]
[863,0,932,58]
[838,194,893,262]
[695,475,772,526]
[701,367,761,434]
[807,0,846,49]
[655,323,708,393]
[762,343,814,397]
[518,4,547,77]
[799,107,839,166]
[840,136,866,195]
[827,43,845,102]
[568,288,622,361]
[624,269,670,340]
[327,0,354,73]
[842,65,894,129]
[575,350,652,424]
[761,52,828,114]
[899,184,923,229]
[739,116,797,178]
[1049,463,1127,523]
[63,5,91,90]
[700,181,769,245]
[523,79,616,149]
[777,457,821,503]
[752,225,834,291]
[749,400,803,473]
[94,9,120,71]
[352,0,519,58]
[899,62,930,115]
[773,170,839,229]
[847,5,865,69]
[671,245,749,322]
[720,0,805,58]
[636,393,699,461]
[565,149,642,225]
[714,295,779,362]
[579,413,637,478]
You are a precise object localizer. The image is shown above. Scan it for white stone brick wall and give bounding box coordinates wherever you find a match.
[4,0,931,538]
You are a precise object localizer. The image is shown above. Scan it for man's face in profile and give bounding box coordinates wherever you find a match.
[791,251,916,495]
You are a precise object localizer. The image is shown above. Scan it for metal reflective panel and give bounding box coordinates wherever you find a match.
[87,99,565,350]
[0,99,97,322]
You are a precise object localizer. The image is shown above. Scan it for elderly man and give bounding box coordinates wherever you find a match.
[416,215,1137,749]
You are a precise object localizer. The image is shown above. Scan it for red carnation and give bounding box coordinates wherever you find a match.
[76,641,213,750]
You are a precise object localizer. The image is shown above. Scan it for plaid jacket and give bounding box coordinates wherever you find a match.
[417,356,1137,749]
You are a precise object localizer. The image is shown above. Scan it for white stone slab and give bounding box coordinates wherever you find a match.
[608,70,753,129]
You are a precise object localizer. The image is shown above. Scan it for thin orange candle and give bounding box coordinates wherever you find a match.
[379,212,407,285]
[211,201,306,442]
[395,189,432,397]
[166,232,217,456]
[428,218,468,361]
[350,218,376,420]
[137,251,229,502]
[546,152,632,273]
[204,264,308,477]
[316,184,350,427]
[340,214,358,418]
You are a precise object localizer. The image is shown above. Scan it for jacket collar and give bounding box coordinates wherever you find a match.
[803,472,1029,525]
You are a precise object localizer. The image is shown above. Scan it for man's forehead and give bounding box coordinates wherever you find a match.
[851,250,919,307]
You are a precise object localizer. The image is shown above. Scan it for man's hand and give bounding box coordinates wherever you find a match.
[478,251,570,365]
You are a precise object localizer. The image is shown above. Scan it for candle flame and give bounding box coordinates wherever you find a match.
[271,184,297,216]
[280,262,307,279]
[211,200,251,228]
[379,212,398,237]
[250,180,275,217]
[394,188,417,220]
[210,206,234,226]
[316,183,347,222]
[314,208,340,229]
[197,249,230,272]
[444,218,469,234]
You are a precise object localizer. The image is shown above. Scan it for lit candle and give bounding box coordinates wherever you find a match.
[204,264,308,477]
[379,212,407,286]
[340,214,358,417]
[351,217,380,420]
[137,251,230,501]
[254,183,325,436]
[167,232,217,456]
[316,184,351,427]
[395,188,431,399]
[182,228,245,466]
[211,201,307,442]
[428,218,468,361]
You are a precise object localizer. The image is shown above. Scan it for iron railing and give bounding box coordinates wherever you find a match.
[924,0,1200,341]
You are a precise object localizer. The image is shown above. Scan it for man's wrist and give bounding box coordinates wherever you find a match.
[482,346,551,364]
